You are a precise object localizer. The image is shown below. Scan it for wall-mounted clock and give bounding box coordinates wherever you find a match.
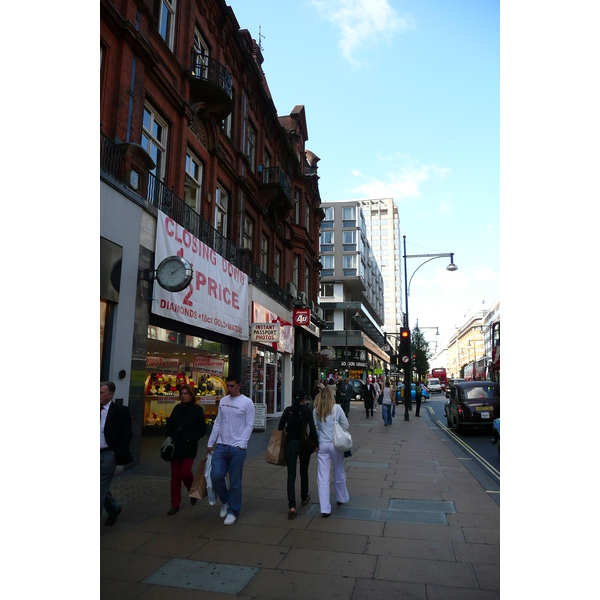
[155,256,193,292]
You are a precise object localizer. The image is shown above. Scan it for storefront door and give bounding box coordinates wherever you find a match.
[251,347,279,415]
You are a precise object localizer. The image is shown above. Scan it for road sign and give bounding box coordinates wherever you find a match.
[382,344,391,352]
[401,356,410,364]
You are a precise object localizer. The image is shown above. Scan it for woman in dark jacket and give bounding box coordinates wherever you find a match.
[363,381,375,418]
[278,388,319,519]
[165,383,206,515]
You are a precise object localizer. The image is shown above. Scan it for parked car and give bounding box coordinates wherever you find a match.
[492,418,500,454]
[394,383,429,403]
[347,378,367,401]
[427,378,442,394]
[445,381,500,433]
[445,378,465,398]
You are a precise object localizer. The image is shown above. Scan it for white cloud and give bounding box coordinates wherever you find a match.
[312,0,414,65]
[350,156,450,199]
[471,266,499,282]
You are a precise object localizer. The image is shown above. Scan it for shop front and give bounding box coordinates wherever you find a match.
[143,210,250,432]
[250,300,293,417]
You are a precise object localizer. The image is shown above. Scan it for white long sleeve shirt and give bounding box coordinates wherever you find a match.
[313,404,349,444]
[208,393,255,449]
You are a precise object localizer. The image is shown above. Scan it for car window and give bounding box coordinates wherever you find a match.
[463,385,499,399]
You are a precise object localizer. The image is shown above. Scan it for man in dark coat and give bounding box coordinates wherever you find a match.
[342,378,353,418]
[101,381,133,526]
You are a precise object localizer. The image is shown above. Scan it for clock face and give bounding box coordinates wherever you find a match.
[156,256,193,292]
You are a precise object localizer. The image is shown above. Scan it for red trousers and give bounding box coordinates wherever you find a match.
[170,458,195,507]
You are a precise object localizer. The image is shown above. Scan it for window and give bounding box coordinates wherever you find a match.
[293,256,299,288]
[304,265,310,295]
[142,105,168,182]
[305,200,310,232]
[274,249,281,285]
[247,123,256,171]
[215,184,228,235]
[342,206,356,221]
[320,231,334,246]
[159,0,177,50]
[261,235,268,273]
[243,215,253,251]
[184,150,203,212]
[321,255,334,269]
[323,207,334,220]
[320,283,334,297]
[343,255,357,268]
[343,231,356,244]
[294,190,300,224]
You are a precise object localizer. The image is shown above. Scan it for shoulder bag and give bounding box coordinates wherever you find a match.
[332,405,352,453]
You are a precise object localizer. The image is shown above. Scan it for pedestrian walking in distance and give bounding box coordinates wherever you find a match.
[313,387,350,517]
[381,378,393,426]
[100,381,133,526]
[165,383,206,515]
[278,388,319,519]
[207,374,255,525]
[364,380,375,418]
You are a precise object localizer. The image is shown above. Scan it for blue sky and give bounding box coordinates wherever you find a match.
[229,0,500,346]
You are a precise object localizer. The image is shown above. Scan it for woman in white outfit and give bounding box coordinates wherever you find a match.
[313,386,350,517]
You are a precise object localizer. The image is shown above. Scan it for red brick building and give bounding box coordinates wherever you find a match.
[101,0,324,462]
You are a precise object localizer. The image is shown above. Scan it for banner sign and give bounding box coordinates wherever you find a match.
[152,211,249,340]
[146,356,180,374]
[293,308,310,326]
[251,323,280,342]
[192,355,226,376]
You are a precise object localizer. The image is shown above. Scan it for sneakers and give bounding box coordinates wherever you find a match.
[219,503,229,518]
[224,514,236,525]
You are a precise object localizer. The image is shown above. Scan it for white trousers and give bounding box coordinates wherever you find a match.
[316,442,350,514]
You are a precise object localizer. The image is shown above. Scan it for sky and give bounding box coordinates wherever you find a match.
[228,0,500,349]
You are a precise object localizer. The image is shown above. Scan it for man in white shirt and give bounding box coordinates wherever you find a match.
[372,377,381,413]
[207,374,255,525]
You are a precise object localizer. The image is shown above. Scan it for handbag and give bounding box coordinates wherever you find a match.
[332,406,352,452]
[189,457,208,500]
[205,453,216,505]
[265,428,287,465]
[160,435,176,461]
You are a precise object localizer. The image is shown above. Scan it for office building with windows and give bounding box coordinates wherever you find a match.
[359,198,404,337]
[318,201,390,380]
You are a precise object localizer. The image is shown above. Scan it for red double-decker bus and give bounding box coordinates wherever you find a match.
[431,368,447,390]
[489,321,500,383]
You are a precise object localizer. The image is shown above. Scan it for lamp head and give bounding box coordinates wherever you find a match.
[446,253,458,272]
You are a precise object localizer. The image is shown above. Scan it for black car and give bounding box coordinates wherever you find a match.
[445,378,465,398]
[444,381,500,433]
[347,379,367,401]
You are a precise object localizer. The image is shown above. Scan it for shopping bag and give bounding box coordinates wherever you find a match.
[299,420,317,455]
[205,453,216,505]
[332,407,352,453]
[188,458,208,500]
[265,429,287,465]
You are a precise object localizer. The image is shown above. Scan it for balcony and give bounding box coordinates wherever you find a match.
[259,166,293,220]
[189,50,233,121]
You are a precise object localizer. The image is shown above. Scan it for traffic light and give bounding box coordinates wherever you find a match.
[168,331,177,343]
[399,327,411,364]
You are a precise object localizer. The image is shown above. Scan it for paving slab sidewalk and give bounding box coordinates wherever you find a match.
[101,403,499,599]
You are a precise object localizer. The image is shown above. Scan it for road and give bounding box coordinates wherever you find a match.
[417,392,500,504]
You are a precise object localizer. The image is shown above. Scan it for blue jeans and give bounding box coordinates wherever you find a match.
[382,404,393,425]
[210,444,247,517]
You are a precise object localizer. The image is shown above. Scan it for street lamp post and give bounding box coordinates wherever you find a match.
[403,235,457,421]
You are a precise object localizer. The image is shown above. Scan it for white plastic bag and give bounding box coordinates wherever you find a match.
[205,453,216,506]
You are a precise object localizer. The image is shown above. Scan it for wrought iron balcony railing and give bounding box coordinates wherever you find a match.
[190,50,232,97]
[100,130,124,179]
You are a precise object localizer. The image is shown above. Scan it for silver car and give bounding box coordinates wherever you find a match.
[427,378,442,393]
